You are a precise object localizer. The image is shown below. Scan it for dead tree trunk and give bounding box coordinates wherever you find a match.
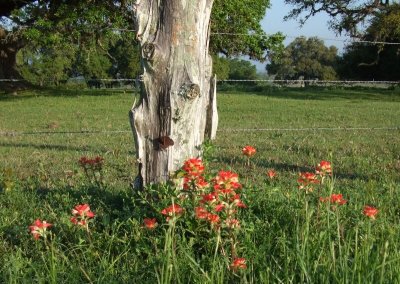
[130,0,218,187]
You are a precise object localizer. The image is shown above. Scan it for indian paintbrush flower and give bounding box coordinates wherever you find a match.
[143,218,158,229]
[363,205,379,219]
[29,219,52,240]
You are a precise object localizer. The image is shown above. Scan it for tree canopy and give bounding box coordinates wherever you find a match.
[267,37,338,80]
[284,0,396,35]
[211,0,284,61]
[0,0,284,85]
[337,4,400,80]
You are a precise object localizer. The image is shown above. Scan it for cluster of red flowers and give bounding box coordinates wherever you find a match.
[193,170,245,228]
[182,158,209,191]
[297,160,335,192]
[70,203,96,228]
[78,156,104,170]
[297,172,320,192]
[160,203,184,222]
[320,193,347,206]
[152,158,247,269]
[316,160,332,176]
[296,161,380,219]
[28,203,95,240]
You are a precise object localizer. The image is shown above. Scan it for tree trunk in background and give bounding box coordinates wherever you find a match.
[0,28,23,79]
[130,0,218,187]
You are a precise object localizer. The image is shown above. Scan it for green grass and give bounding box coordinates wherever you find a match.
[1,86,400,283]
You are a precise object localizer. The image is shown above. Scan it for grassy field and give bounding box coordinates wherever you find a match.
[1,86,400,283]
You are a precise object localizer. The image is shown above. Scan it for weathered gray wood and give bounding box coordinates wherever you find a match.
[130,0,217,187]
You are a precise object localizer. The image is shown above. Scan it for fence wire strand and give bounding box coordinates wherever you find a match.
[1,127,399,137]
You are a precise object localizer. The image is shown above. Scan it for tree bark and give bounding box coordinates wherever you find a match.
[129,0,217,187]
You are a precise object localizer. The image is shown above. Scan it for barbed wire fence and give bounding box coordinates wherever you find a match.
[1,127,399,137]
[1,30,399,86]
[1,31,399,137]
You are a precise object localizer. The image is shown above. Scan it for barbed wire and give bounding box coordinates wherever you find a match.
[209,32,400,46]
[218,79,399,84]
[11,25,400,46]
[0,126,399,137]
[1,78,399,84]
[106,28,400,46]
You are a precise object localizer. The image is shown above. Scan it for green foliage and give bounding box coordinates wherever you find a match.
[17,45,76,86]
[284,0,397,35]
[109,38,142,79]
[212,56,258,81]
[2,0,283,83]
[337,4,400,80]
[212,55,230,80]
[267,37,339,80]
[228,59,258,80]
[211,0,284,61]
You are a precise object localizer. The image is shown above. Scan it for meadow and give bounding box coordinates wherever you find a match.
[1,86,400,283]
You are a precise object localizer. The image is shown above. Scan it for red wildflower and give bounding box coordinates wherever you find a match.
[231,258,247,270]
[143,218,158,229]
[297,172,319,191]
[363,206,379,219]
[72,204,95,219]
[161,204,184,219]
[266,169,277,179]
[71,204,95,228]
[201,193,218,204]
[214,203,225,212]
[183,176,209,190]
[242,146,256,157]
[195,207,209,219]
[316,160,332,176]
[213,171,242,192]
[207,213,220,224]
[29,219,52,240]
[182,158,205,177]
[320,193,347,205]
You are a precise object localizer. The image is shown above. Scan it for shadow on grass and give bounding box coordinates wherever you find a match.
[0,86,138,101]
[218,85,400,102]
[216,155,371,182]
[0,141,106,153]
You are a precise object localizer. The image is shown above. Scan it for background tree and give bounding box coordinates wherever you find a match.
[283,0,395,36]
[211,0,284,61]
[267,37,338,80]
[108,38,142,79]
[0,0,132,85]
[228,59,258,80]
[337,4,400,80]
[211,55,230,80]
[2,0,284,86]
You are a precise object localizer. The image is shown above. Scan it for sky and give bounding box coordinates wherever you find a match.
[254,0,349,71]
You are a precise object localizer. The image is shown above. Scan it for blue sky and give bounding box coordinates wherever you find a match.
[253,0,349,71]
[262,0,348,51]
